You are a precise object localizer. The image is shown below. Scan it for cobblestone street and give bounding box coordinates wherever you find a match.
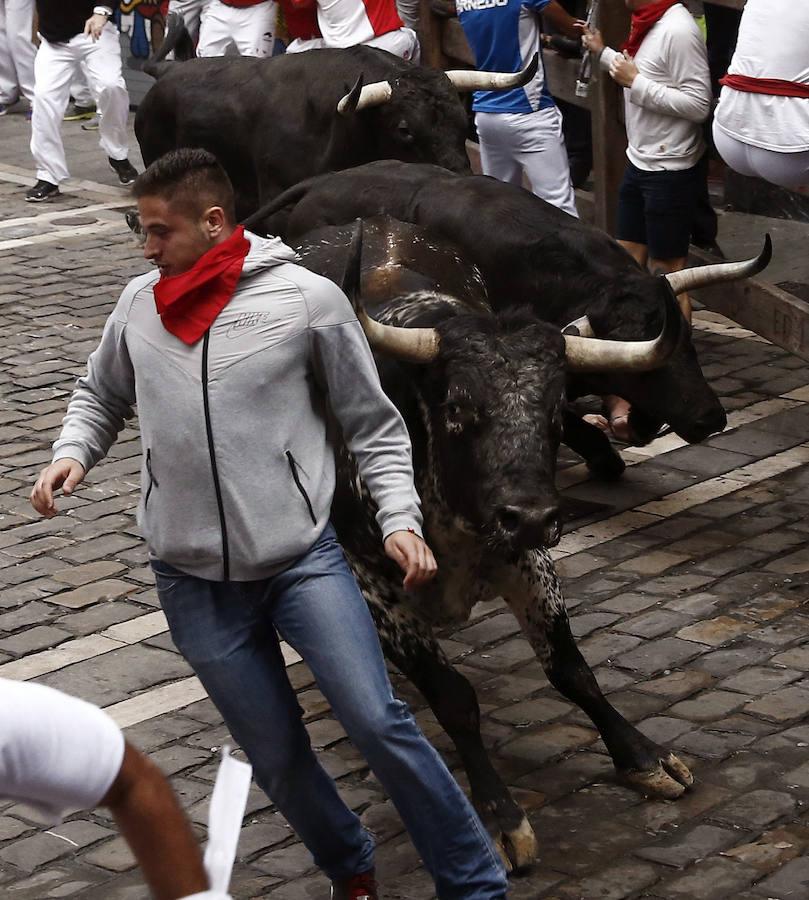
[2,109,809,899]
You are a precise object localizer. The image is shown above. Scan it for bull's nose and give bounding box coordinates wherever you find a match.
[496,504,563,548]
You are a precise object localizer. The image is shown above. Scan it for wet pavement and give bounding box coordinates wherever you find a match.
[1,108,809,899]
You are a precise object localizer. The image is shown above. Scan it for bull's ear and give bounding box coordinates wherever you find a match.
[340,219,364,312]
[338,74,365,116]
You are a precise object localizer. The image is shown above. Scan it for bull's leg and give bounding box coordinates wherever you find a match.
[491,551,694,799]
[355,575,538,872]
[562,408,625,480]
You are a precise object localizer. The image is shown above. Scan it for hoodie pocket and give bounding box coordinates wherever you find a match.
[285,450,317,526]
[145,448,160,509]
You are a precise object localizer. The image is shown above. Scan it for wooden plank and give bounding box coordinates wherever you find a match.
[544,51,592,110]
[418,0,446,69]
[442,18,475,67]
[689,247,809,362]
[590,0,630,234]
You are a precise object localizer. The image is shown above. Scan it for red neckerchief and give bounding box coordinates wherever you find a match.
[622,0,681,58]
[720,74,809,99]
[153,226,250,345]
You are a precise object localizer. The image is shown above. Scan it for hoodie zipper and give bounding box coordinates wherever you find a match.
[144,448,159,508]
[286,451,317,526]
[202,330,230,580]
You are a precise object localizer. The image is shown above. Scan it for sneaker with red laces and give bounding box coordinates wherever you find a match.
[330,869,379,900]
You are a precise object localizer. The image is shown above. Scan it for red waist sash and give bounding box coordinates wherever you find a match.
[721,74,809,99]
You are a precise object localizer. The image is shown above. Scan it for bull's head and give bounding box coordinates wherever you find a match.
[335,56,539,176]
[562,238,772,445]
[341,221,680,551]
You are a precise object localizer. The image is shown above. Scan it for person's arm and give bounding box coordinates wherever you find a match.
[31,290,136,517]
[626,23,712,122]
[103,744,210,900]
[541,0,581,40]
[305,279,437,589]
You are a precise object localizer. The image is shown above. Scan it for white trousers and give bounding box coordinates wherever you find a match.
[287,27,420,63]
[168,0,213,42]
[197,0,277,58]
[31,25,130,185]
[475,106,579,218]
[713,123,809,191]
[0,0,36,104]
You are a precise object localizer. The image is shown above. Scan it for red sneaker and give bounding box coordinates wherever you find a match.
[330,869,379,900]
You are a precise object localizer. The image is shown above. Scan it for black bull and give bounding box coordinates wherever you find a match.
[247,160,772,464]
[134,46,476,222]
[290,219,694,872]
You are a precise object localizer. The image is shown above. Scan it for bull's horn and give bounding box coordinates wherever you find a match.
[445,53,539,92]
[341,220,440,364]
[337,78,392,115]
[561,315,595,338]
[665,234,772,295]
[564,293,681,374]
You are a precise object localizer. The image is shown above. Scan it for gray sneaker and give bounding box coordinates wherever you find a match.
[81,114,100,131]
[64,102,96,121]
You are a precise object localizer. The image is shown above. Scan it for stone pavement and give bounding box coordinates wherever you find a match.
[1,110,809,900]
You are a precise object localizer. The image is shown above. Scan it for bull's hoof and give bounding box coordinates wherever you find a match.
[586,448,626,481]
[619,752,694,800]
[493,815,538,874]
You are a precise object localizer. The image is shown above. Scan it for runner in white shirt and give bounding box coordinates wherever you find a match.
[285,0,419,62]
[0,678,220,900]
[712,0,809,190]
[197,0,278,58]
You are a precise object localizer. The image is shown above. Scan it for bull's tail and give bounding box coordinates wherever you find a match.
[241,178,321,236]
[143,12,195,79]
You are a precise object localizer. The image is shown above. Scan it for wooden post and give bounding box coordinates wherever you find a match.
[418,0,447,70]
[590,0,630,235]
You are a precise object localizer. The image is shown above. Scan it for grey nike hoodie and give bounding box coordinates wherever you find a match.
[52,231,423,581]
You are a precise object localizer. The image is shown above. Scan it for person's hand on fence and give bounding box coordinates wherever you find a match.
[610,51,638,88]
[578,24,604,55]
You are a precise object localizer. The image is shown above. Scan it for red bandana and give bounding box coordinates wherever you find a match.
[622,0,681,58]
[153,226,251,345]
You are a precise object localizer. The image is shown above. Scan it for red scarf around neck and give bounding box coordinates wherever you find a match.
[622,0,681,58]
[153,226,250,345]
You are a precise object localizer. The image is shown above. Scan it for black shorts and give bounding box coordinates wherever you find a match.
[616,156,707,260]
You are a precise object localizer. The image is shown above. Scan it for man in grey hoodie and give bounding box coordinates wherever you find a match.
[31,149,507,900]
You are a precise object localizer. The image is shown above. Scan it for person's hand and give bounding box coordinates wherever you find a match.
[84,13,108,41]
[610,51,639,88]
[578,24,604,55]
[31,459,86,518]
[384,530,438,591]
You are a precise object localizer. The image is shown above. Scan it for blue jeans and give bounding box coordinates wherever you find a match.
[152,524,507,899]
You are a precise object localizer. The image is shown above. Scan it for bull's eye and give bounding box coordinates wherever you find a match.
[396,118,414,144]
[445,400,477,434]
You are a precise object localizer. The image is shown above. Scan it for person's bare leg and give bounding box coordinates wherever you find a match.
[102,743,209,900]
[617,239,648,267]
[651,255,691,324]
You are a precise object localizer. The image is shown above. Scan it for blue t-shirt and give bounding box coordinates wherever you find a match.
[457,0,556,114]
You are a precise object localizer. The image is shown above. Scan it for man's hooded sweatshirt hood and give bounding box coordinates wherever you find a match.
[53,232,423,581]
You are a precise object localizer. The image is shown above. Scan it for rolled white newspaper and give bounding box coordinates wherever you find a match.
[180,746,253,900]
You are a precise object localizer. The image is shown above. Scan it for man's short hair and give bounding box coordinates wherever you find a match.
[133,149,237,224]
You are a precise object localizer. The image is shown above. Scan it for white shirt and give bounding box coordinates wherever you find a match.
[0,679,125,823]
[714,0,809,153]
[600,4,711,171]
